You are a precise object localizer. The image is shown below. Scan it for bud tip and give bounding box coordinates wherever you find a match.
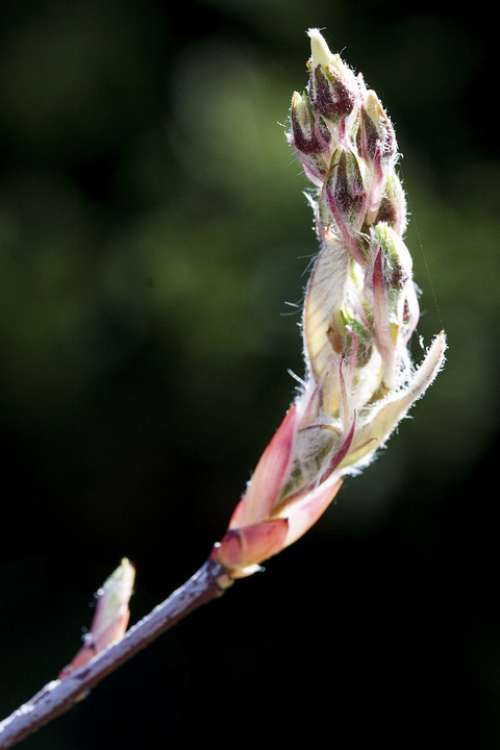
[307,28,333,68]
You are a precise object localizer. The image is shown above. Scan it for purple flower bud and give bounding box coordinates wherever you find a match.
[369,222,419,386]
[323,149,367,262]
[312,66,355,120]
[289,91,332,187]
[290,91,325,155]
[356,108,379,160]
[373,174,407,235]
[357,91,397,165]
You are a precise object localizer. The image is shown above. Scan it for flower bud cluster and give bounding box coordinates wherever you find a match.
[289,29,444,462]
[212,30,445,578]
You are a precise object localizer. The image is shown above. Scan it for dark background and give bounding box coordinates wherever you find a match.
[1,1,498,747]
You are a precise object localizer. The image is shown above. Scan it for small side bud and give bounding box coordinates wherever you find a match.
[372,222,413,292]
[356,108,379,161]
[357,90,397,165]
[60,559,136,679]
[324,149,367,246]
[374,173,407,235]
[370,222,419,385]
[312,66,355,121]
[290,91,328,155]
[289,91,332,186]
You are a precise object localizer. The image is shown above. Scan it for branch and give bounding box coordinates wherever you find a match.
[0,560,232,749]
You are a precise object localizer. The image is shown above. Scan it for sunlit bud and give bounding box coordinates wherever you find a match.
[356,109,378,163]
[60,559,135,678]
[289,91,331,186]
[312,66,355,121]
[357,90,397,164]
[323,149,367,259]
[214,29,446,581]
[370,222,418,386]
[371,222,413,296]
[374,173,407,235]
[290,91,328,155]
[327,149,365,215]
[307,28,358,123]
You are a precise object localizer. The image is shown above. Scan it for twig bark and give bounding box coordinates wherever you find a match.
[0,559,232,749]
